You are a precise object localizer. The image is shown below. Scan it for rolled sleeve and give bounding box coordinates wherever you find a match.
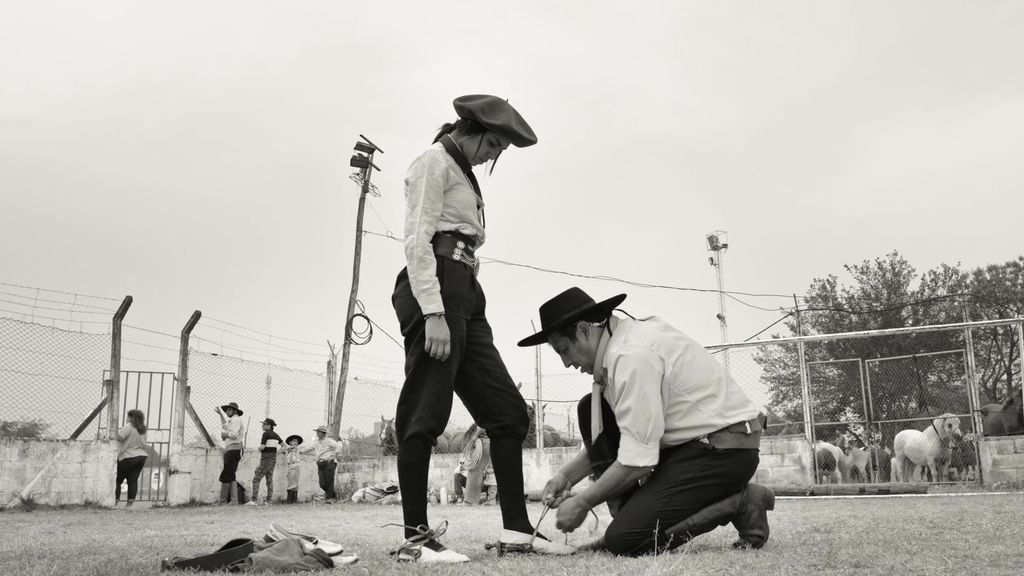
[403,149,449,315]
[607,348,665,468]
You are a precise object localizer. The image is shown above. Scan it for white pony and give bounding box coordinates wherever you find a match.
[893,414,963,482]
[814,440,846,484]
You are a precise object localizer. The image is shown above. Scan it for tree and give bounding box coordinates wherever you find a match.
[0,419,50,439]
[756,252,1022,443]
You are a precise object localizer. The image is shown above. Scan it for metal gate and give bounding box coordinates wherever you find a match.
[101,370,176,502]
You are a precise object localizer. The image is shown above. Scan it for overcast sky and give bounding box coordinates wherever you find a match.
[2,1,1022,424]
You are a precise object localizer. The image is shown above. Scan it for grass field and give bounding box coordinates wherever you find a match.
[2,494,1023,576]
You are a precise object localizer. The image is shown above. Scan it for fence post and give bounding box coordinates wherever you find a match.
[793,297,813,444]
[167,310,201,505]
[107,296,133,439]
[961,310,983,439]
[1018,322,1024,427]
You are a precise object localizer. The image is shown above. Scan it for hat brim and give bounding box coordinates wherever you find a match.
[517,294,627,347]
[286,435,304,445]
[221,405,243,416]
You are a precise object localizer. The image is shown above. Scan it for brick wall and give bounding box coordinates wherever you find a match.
[980,435,1024,485]
[754,436,813,485]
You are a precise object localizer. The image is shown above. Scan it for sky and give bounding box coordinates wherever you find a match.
[2,1,1022,434]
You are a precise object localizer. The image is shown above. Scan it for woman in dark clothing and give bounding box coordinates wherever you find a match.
[390,95,573,563]
[116,409,149,506]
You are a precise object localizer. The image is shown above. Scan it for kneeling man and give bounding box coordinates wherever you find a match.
[518,288,775,556]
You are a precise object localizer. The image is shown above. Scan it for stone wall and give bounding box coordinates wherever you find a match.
[753,436,813,485]
[172,446,323,504]
[0,439,116,507]
[980,435,1024,485]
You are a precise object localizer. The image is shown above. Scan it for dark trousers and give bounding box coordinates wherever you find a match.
[317,460,337,500]
[115,455,147,502]
[579,394,759,556]
[392,258,531,537]
[219,449,241,483]
[252,454,276,501]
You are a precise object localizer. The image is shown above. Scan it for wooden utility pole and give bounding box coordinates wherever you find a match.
[330,135,382,439]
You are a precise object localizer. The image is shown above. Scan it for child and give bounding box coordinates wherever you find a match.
[283,434,304,504]
[249,418,282,505]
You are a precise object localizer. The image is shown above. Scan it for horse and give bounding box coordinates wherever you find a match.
[893,414,963,482]
[814,440,845,484]
[981,388,1024,436]
[379,416,398,456]
[837,433,870,483]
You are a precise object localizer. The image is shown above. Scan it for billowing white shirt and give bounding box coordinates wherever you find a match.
[597,316,761,468]
[403,142,485,315]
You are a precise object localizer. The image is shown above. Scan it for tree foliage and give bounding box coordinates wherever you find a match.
[757,252,1022,439]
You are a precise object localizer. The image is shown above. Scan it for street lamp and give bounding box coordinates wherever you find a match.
[706,230,731,374]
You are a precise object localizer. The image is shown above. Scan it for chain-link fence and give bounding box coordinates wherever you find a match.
[715,319,1023,485]
[186,351,328,450]
[0,317,111,439]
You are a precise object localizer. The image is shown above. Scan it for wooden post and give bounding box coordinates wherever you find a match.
[331,135,382,439]
[326,341,338,427]
[107,296,133,439]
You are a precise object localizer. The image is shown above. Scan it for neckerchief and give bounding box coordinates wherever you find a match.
[590,317,617,441]
[439,134,485,227]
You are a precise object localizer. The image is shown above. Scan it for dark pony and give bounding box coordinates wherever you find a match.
[379,416,397,456]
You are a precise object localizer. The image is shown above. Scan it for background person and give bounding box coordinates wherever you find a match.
[115,408,149,507]
[308,425,339,502]
[248,418,282,505]
[284,434,304,504]
[214,401,245,504]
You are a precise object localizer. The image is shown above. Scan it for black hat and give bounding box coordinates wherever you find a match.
[285,434,304,445]
[221,402,244,416]
[453,95,537,148]
[261,418,277,427]
[518,288,627,347]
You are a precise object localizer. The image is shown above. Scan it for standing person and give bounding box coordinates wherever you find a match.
[283,434,304,504]
[115,409,149,507]
[214,402,245,504]
[248,418,282,506]
[391,94,572,563]
[309,426,339,502]
[519,288,775,556]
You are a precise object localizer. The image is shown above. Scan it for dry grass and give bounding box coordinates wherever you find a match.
[1,494,1023,575]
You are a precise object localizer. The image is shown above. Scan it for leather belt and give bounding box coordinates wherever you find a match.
[432,233,479,272]
[704,415,764,450]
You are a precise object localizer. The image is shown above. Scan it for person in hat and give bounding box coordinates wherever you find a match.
[214,402,245,504]
[390,95,570,563]
[283,434,304,504]
[248,418,283,505]
[308,425,340,502]
[519,288,775,555]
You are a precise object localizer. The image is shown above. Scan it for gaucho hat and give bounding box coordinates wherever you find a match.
[518,288,626,347]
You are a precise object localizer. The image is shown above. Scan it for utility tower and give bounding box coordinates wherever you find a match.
[706,230,731,374]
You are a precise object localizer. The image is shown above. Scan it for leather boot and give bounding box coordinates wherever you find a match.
[229,482,238,505]
[287,490,297,504]
[731,483,774,549]
[219,483,231,504]
[664,483,775,549]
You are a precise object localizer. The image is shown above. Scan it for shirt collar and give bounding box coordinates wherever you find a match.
[592,316,619,386]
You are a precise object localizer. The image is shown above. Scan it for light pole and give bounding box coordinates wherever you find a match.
[706,230,731,374]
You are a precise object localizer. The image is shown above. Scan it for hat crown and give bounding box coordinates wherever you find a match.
[539,288,599,330]
[452,94,537,147]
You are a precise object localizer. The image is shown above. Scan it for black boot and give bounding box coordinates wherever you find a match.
[664,483,775,549]
[731,483,774,549]
[287,490,297,504]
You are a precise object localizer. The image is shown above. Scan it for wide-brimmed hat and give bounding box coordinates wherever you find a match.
[261,418,277,427]
[453,95,537,148]
[518,288,627,347]
[313,425,328,434]
[221,402,243,416]
[286,434,304,445]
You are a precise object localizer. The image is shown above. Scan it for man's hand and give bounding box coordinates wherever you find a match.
[424,315,451,361]
[555,495,591,533]
[542,473,571,508]
[213,406,222,415]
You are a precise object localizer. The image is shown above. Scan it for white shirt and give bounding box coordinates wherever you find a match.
[222,415,244,450]
[596,316,761,468]
[403,142,486,315]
